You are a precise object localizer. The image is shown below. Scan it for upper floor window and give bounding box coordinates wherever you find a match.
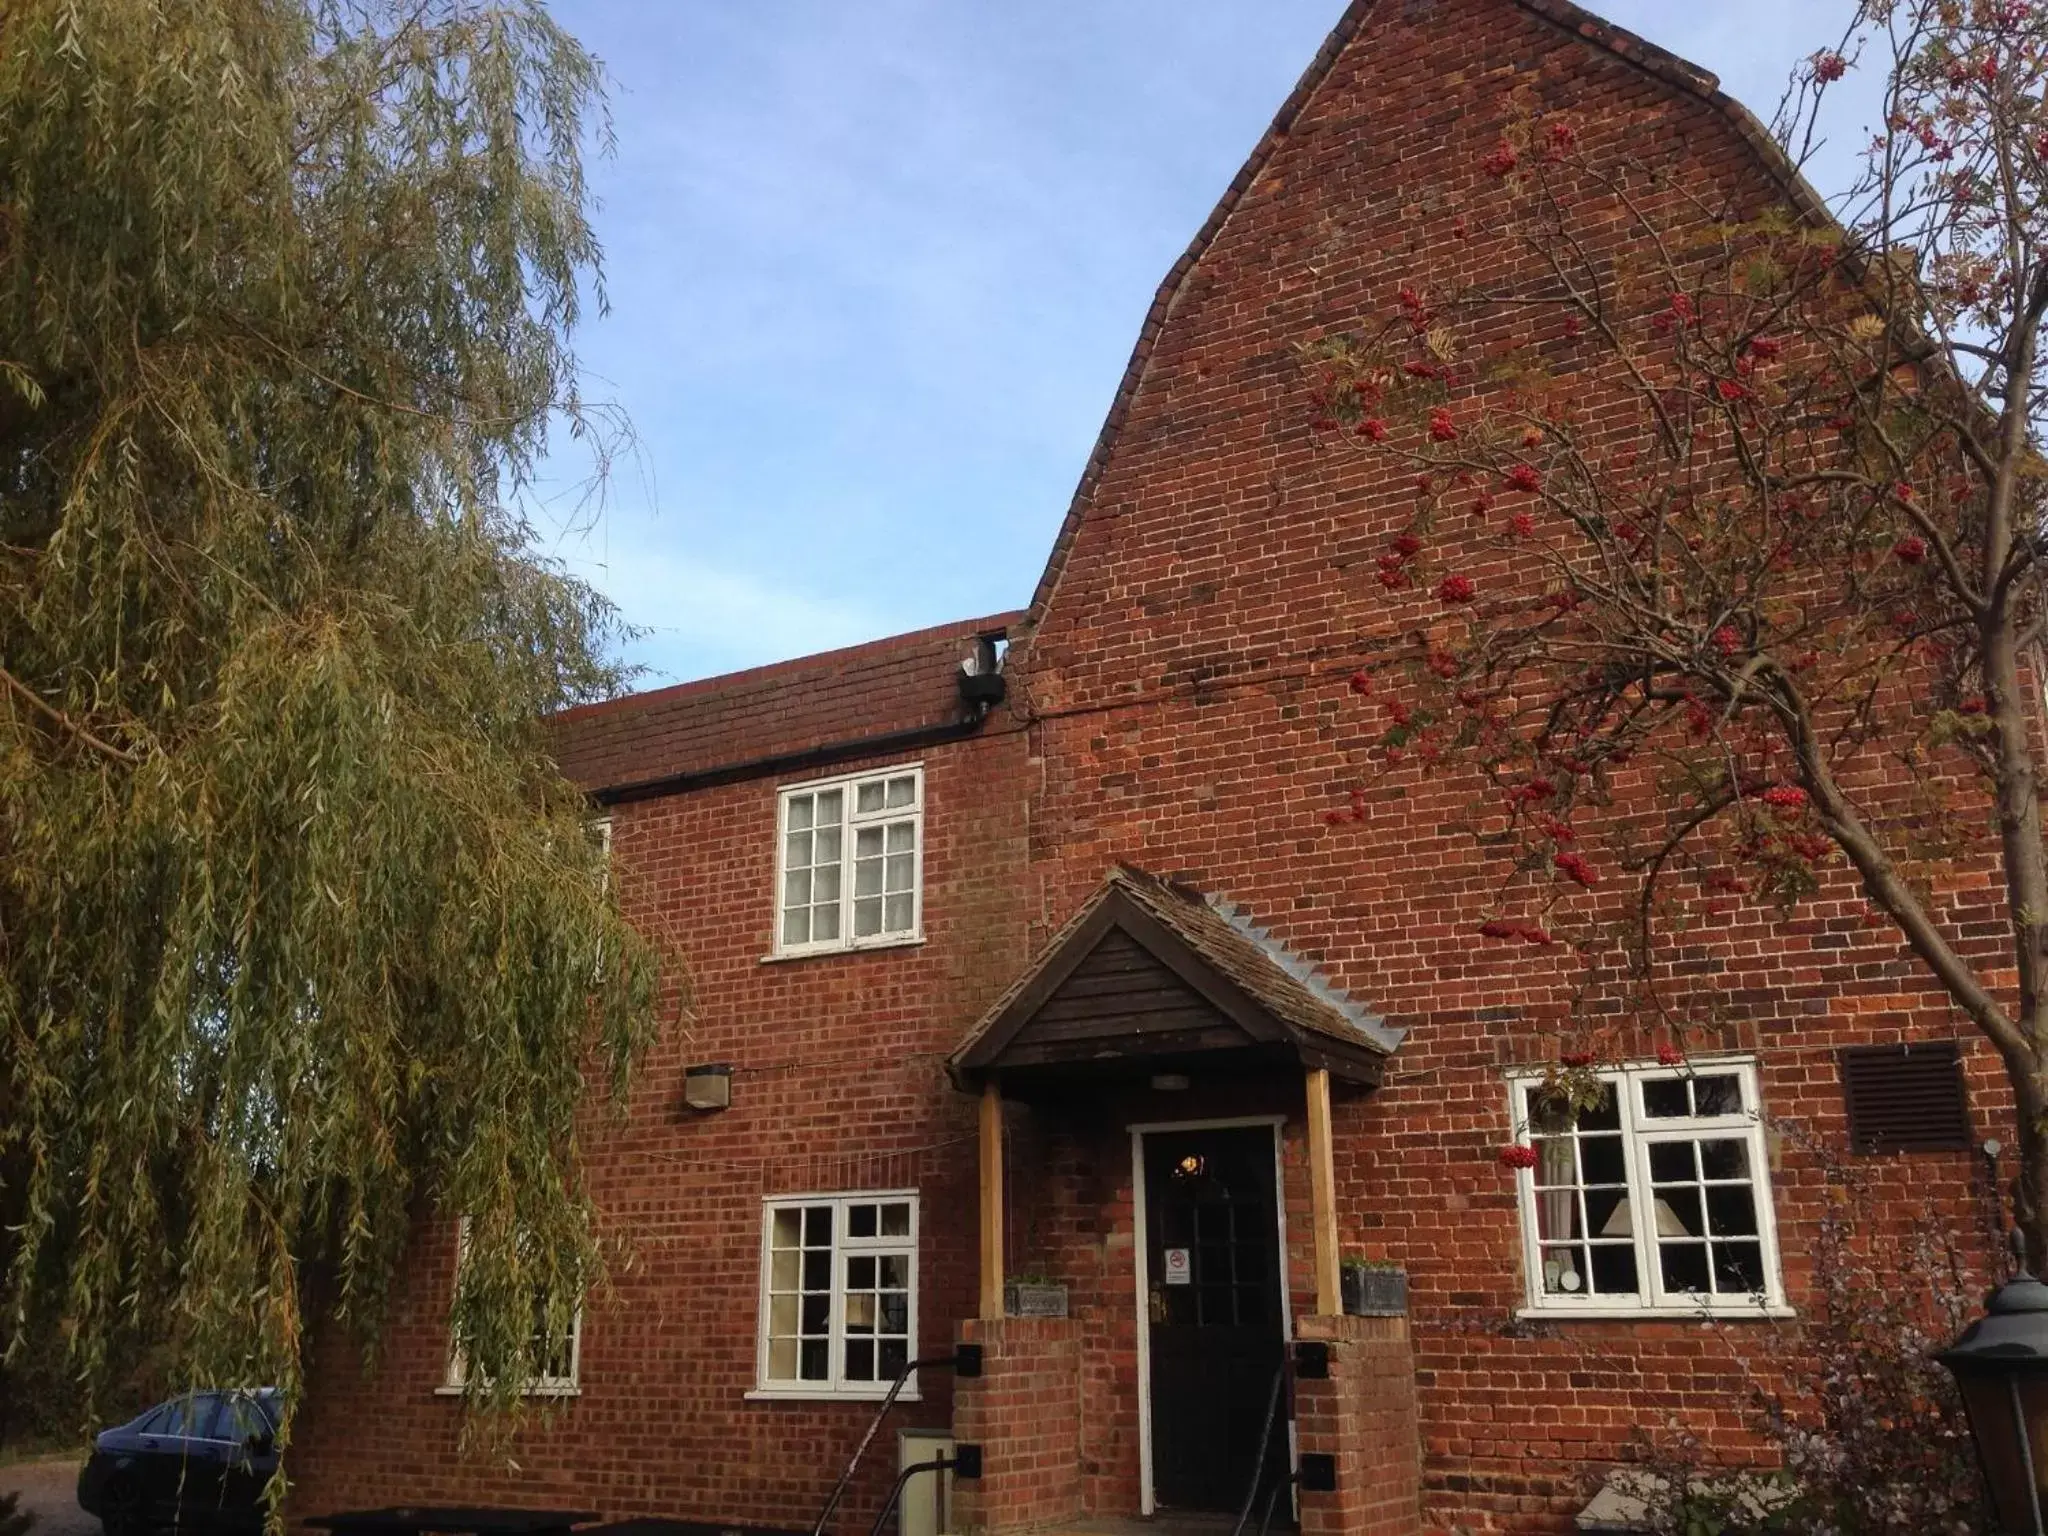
[776,766,922,955]
[1506,1058,1786,1317]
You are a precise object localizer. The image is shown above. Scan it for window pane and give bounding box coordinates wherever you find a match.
[885,853,914,891]
[853,857,884,899]
[815,789,842,824]
[782,908,809,946]
[1649,1142,1695,1183]
[1714,1241,1766,1292]
[880,1293,908,1333]
[845,1339,876,1380]
[814,826,842,865]
[883,893,914,932]
[813,864,841,902]
[800,1339,829,1380]
[772,1208,802,1247]
[786,795,814,832]
[813,904,841,941]
[1587,1188,1630,1238]
[801,1294,829,1334]
[1642,1079,1690,1118]
[771,1249,800,1288]
[1706,1184,1759,1237]
[879,1254,909,1288]
[1579,1134,1626,1186]
[1659,1242,1711,1293]
[803,1250,831,1290]
[1540,1244,1589,1293]
[1699,1139,1749,1180]
[849,1205,878,1239]
[1589,1244,1640,1295]
[886,776,916,808]
[1532,1138,1575,1187]
[769,1338,798,1379]
[1577,1085,1619,1130]
[853,896,883,937]
[784,869,812,907]
[879,1203,910,1236]
[856,780,886,814]
[880,1339,908,1379]
[1692,1074,1743,1116]
[847,1254,876,1288]
[770,1295,798,1334]
[803,1206,833,1244]
[785,830,812,869]
[885,822,914,854]
[1655,1186,1704,1237]
[846,1293,877,1332]
[1535,1188,1581,1241]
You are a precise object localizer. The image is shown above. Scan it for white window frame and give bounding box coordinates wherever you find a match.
[440,1220,584,1397]
[749,1189,920,1401]
[770,764,925,958]
[1505,1057,1791,1319]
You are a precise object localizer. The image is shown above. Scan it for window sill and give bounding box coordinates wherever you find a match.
[759,935,925,964]
[1515,1302,1796,1322]
[434,1384,582,1398]
[744,1386,922,1403]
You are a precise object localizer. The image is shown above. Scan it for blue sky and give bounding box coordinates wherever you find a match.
[535,1,1871,688]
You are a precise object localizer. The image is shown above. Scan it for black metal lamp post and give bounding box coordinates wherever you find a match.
[1940,1271,2048,1535]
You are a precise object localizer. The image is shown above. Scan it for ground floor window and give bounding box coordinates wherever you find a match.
[756,1191,918,1397]
[443,1220,582,1395]
[1507,1058,1785,1316]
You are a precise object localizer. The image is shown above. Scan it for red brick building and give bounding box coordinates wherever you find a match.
[286,3,2014,1533]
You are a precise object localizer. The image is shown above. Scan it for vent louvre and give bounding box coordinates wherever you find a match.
[1839,1042,1971,1154]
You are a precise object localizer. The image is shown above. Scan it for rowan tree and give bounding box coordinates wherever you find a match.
[1308,0,2048,1262]
[0,0,666,1444]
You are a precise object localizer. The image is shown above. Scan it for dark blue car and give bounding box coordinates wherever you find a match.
[76,1389,282,1536]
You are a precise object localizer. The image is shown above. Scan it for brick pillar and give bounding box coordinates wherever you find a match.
[1293,1314,1423,1536]
[950,1316,1084,1535]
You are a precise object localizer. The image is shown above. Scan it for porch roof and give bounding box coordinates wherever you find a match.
[950,865,1403,1090]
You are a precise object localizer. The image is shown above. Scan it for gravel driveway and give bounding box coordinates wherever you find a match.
[1,1457,99,1536]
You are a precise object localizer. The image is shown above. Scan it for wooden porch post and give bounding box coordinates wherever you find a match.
[1305,1067,1340,1315]
[979,1079,1005,1321]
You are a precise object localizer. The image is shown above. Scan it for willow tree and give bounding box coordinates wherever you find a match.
[1309,0,2048,1266]
[0,0,663,1439]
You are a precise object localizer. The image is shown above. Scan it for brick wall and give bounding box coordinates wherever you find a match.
[949,1318,1084,1535]
[1003,1,2017,1531]
[1296,1315,1424,1536]
[285,725,1035,1531]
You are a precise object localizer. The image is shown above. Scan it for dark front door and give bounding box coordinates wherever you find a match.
[1144,1126,1290,1514]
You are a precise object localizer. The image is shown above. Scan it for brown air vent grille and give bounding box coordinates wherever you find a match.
[1839,1042,1971,1154]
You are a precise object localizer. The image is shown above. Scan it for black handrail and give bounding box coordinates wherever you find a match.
[809,1348,979,1536]
[863,1457,954,1536]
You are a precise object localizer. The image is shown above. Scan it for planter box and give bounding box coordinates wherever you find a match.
[1340,1267,1407,1317]
[1004,1281,1069,1318]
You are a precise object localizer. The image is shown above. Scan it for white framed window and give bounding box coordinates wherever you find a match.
[753,1191,918,1399]
[774,766,923,956]
[442,1221,583,1396]
[1506,1059,1788,1317]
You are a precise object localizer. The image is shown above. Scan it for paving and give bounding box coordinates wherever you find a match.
[1,1457,98,1536]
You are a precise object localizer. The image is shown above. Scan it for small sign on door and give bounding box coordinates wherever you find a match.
[1162,1246,1192,1285]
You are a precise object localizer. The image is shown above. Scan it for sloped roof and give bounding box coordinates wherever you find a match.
[547,611,1019,800]
[952,864,1402,1087]
[1012,0,1833,646]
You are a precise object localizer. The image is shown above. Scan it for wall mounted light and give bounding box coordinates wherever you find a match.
[683,1063,733,1111]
